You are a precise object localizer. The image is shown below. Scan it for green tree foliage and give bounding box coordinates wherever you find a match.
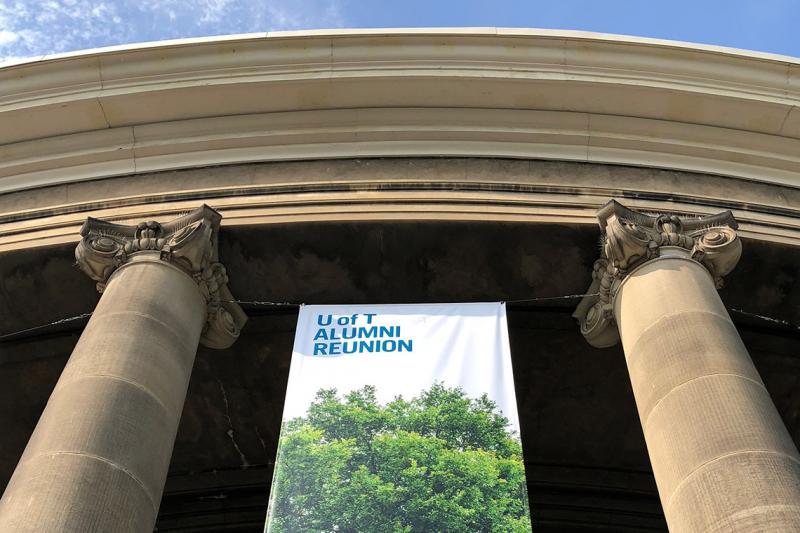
[267,384,532,532]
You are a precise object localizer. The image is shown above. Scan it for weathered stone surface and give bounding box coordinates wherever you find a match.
[0,208,246,532]
[574,199,741,348]
[75,205,247,349]
[0,452,156,532]
[576,201,800,532]
[2,219,800,530]
[666,453,800,533]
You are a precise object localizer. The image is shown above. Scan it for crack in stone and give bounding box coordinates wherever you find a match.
[254,425,268,451]
[217,380,250,469]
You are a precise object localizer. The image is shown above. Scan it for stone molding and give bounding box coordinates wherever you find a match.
[573,200,742,348]
[2,30,800,193]
[75,205,247,349]
[4,157,800,254]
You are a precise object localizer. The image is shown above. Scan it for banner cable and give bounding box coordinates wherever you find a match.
[2,295,800,341]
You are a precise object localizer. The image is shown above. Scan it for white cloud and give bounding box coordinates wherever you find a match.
[0,0,349,63]
[198,0,232,24]
[0,29,18,45]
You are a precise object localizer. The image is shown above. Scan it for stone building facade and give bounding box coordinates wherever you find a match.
[1,29,800,531]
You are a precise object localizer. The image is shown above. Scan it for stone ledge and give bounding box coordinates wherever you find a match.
[1,30,800,193]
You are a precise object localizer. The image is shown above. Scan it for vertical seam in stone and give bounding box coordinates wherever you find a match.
[642,372,768,434]
[664,449,800,518]
[777,105,794,136]
[95,56,110,130]
[585,113,591,161]
[131,124,138,173]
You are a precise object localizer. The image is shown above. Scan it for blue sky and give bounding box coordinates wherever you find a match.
[1,0,800,64]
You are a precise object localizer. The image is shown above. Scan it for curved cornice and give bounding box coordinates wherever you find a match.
[2,28,800,193]
[2,159,800,254]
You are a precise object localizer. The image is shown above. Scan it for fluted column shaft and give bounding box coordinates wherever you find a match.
[0,256,205,531]
[616,248,800,532]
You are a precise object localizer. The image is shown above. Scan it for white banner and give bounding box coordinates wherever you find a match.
[266,303,532,532]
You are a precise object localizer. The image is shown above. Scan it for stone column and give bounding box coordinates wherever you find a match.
[0,206,247,532]
[575,200,800,532]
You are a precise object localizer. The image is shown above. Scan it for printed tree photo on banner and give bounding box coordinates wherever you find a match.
[265,303,533,532]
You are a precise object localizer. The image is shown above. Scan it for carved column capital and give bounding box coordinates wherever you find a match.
[75,205,247,349]
[573,200,741,348]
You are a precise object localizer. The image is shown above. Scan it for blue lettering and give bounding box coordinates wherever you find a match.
[313,343,328,355]
[379,326,396,337]
[381,340,397,351]
[358,340,375,352]
[358,326,378,338]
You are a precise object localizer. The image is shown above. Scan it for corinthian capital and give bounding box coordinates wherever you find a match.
[573,200,741,348]
[75,205,247,349]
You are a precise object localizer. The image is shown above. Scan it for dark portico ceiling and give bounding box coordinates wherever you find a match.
[1,220,799,531]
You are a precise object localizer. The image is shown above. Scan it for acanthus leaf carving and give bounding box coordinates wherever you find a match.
[75,205,247,349]
[573,200,740,348]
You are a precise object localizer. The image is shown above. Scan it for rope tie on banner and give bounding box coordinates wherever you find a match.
[222,300,303,307]
[1,293,799,341]
[503,293,598,304]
